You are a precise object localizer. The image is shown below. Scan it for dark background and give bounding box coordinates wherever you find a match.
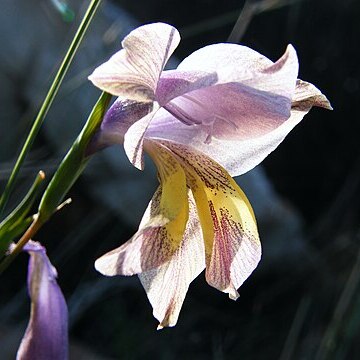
[1,0,360,359]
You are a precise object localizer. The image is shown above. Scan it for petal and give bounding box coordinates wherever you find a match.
[146,80,332,176]
[160,141,261,299]
[123,103,160,169]
[17,241,68,360]
[163,82,291,141]
[292,79,333,111]
[178,44,299,99]
[124,70,218,170]
[139,191,205,328]
[158,45,298,141]
[87,98,153,153]
[88,23,180,102]
[95,143,188,276]
[155,69,218,106]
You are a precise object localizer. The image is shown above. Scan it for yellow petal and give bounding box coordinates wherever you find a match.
[95,142,188,276]
[146,141,189,240]
[161,140,261,299]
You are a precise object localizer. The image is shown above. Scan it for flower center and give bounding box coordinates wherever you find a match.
[164,94,238,143]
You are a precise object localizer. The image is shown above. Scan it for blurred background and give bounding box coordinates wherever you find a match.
[1,0,359,359]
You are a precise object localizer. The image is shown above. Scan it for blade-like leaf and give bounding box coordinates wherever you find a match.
[38,92,111,223]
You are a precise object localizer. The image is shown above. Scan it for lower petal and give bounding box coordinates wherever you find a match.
[205,190,261,300]
[95,143,188,276]
[161,141,261,299]
[139,192,205,328]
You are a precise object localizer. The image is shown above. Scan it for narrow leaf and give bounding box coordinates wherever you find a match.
[38,92,111,222]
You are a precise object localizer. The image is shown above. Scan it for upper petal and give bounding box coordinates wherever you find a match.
[157,45,298,142]
[17,241,68,360]
[178,43,299,99]
[139,191,205,328]
[89,23,180,102]
[155,69,218,106]
[146,80,332,176]
[95,142,188,276]
[163,82,291,141]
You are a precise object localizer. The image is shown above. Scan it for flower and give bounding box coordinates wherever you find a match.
[89,23,331,328]
[17,241,68,360]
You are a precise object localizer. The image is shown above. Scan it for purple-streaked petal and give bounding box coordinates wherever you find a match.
[156,45,298,141]
[163,82,291,141]
[155,69,218,106]
[139,191,205,328]
[88,23,180,102]
[160,141,261,299]
[95,143,188,276]
[146,80,332,176]
[17,241,68,360]
[178,44,298,99]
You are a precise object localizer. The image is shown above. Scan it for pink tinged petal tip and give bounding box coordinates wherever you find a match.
[88,23,180,102]
[17,241,68,360]
[292,79,333,111]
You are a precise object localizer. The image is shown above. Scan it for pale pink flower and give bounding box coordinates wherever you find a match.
[89,23,331,328]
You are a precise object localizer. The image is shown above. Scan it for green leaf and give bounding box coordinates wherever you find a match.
[0,172,45,257]
[0,0,102,219]
[38,92,112,223]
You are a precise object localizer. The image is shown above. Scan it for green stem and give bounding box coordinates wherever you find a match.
[0,216,43,275]
[0,0,102,219]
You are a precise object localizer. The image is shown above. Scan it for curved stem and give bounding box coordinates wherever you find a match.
[0,0,102,218]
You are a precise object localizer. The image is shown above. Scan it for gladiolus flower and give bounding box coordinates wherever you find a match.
[89,23,331,328]
[17,241,68,360]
